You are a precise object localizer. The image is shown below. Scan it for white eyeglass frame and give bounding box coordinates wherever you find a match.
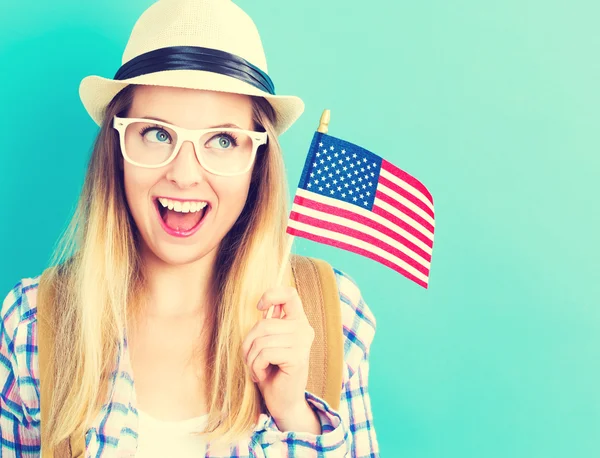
[112,115,268,176]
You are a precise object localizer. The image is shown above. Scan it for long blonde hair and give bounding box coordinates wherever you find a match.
[44,84,293,447]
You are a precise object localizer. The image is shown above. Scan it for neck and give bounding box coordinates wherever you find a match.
[140,244,219,319]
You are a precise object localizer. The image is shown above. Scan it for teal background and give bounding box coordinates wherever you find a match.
[1,0,599,456]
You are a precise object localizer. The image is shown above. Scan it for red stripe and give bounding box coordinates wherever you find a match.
[293,194,433,253]
[289,210,430,275]
[286,226,429,289]
[378,175,435,219]
[375,190,435,235]
[382,159,433,204]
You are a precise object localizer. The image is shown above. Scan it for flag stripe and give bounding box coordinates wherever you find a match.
[296,189,433,251]
[378,174,435,220]
[287,225,429,289]
[292,196,432,263]
[287,217,430,283]
[376,190,435,235]
[290,209,431,275]
[382,159,433,205]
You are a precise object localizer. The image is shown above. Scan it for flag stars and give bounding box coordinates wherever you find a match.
[359,194,364,199]
[330,190,335,195]
[367,165,371,170]
[353,197,358,202]
[320,159,325,164]
[358,177,363,182]
[352,153,357,158]
[337,186,342,191]
[361,168,365,172]
[319,142,323,147]
[322,149,327,154]
[335,169,341,174]
[330,145,334,150]
[363,158,367,163]
[312,162,317,167]
[315,179,320,184]
[334,153,339,158]
[329,173,333,178]
[333,179,338,184]
[363,201,368,206]
[340,176,345,181]
[317,170,322,174]
[344,183,349,188]
[327,156,332,161]
[343,166,348,171]
[310,172,314,177]
[342,193,346,198]
[324,166,329,171]
[347,173,352,178]
[351,180,356,185]
[354,170,359,175]
[362,184,366,189]
[319,186,323,191]
[349,190,353,195]
[370,172,375,176]
[325,183,330,188]
[350,163,355,168]
[341,149,346,154]
[366,191,370,196]
[316,152,320,158]
[307,183,312,188]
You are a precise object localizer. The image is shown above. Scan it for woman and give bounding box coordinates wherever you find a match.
[0,0,379,456]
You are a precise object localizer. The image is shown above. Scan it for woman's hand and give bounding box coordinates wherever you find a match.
[241,286,321,433]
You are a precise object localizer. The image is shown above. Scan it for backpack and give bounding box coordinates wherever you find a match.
[37,254,344,457]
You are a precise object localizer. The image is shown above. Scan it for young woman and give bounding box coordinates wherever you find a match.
[0,0,379,456]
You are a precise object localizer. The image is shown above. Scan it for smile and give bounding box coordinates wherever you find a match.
[154,197,210,238]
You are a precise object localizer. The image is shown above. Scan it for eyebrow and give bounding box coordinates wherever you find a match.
[138,115,243,130]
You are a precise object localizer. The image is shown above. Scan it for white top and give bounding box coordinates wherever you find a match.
[135,409,209,457]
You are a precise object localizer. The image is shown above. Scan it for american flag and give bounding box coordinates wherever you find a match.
[287,132,435,289]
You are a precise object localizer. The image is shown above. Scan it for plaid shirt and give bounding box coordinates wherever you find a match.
[1,268,379,457]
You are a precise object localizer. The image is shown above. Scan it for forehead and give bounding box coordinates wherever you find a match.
[128,85,254,130]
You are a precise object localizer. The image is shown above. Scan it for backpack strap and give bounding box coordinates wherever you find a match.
[37,268,85,458]
[290,255,344,410]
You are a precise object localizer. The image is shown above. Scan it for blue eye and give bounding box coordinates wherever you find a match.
[208,133,238,150]
[140,127,172,144]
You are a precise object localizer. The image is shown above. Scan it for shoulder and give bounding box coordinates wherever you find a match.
[1,274,41,425]
[2,274,41,333]
[333,267,376,379]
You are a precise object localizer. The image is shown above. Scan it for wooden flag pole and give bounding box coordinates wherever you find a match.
[265,109,330,319]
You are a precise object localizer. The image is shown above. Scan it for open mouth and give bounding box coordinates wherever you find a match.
[155,199,210,235]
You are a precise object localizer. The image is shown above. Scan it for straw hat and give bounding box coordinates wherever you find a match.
[79,0,304,135]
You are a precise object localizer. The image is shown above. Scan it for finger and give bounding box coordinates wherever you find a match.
[258,286,305,321]
[251,347,297,383]
[246,333,294,369]
[241,318,296,360]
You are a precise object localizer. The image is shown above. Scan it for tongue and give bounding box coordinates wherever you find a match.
[164,208,203,232]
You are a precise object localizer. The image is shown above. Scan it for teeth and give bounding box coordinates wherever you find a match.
[158,198,208,213]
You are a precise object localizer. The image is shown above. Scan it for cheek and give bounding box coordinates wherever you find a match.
[215,175,253,217]
[123,165,159,219]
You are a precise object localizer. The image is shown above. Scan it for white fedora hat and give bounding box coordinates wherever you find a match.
[79,0,304,136]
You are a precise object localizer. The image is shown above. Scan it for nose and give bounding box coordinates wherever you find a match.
[165,140,205,188]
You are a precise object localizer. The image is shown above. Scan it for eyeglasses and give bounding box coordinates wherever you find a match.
[112,116,268,176]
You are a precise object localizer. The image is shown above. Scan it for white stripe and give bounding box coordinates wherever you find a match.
[377,183,435,229]
[288,219,429,284]
[291,202,432,265]
[380,167,434,212]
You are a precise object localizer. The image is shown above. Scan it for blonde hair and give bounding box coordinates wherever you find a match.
[43,84,294,447]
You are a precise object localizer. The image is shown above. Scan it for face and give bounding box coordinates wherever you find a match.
[122,85,256,266]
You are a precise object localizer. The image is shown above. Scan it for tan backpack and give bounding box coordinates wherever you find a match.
[37,254,344,457]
